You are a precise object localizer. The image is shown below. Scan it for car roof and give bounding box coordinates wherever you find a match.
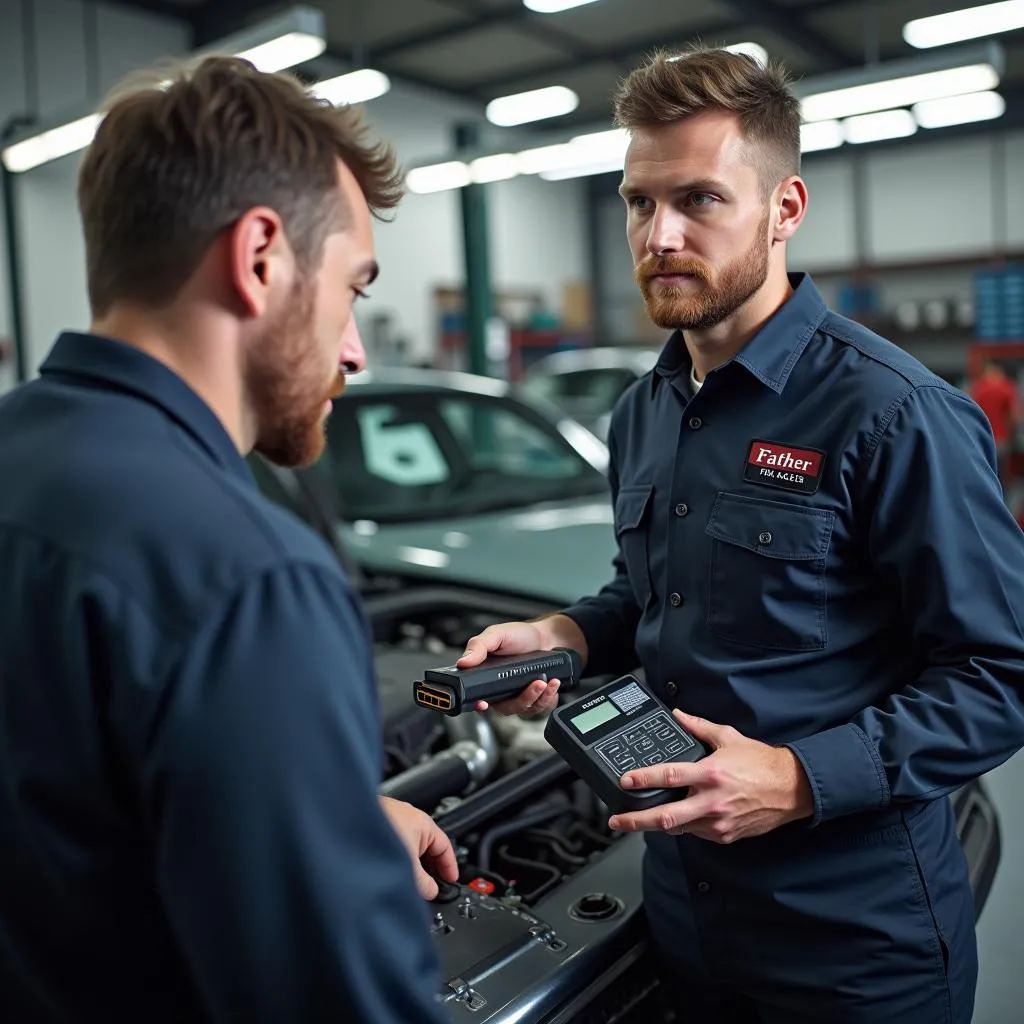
[344,367,510,398]
[527,346,661,376]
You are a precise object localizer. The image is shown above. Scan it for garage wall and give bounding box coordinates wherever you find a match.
[352,81,588,363]
[0,0,192,380]
[0,0,589,384]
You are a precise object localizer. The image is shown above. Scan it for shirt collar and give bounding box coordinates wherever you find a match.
[652,272,827,396]
[40,331,253,482]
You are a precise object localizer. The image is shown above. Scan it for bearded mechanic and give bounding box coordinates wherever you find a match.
[460,47,1024,1023]
[0,58,454,1023]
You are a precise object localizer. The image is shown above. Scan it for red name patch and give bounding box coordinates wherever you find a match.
[743,439,825,494]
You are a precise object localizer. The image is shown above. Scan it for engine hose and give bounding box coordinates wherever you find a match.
[495,847,563,904]
[478,804,568,873]
[522,828,589,868]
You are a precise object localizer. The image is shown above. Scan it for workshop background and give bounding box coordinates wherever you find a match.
[0,1,1021,1021]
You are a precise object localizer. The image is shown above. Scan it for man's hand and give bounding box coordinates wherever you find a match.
[607,711,815,844]
[458,615,587,717]
[379,796,459,900]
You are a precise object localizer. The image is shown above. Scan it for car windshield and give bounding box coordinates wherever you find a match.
[523,367,638,423]
[322,389,608,523]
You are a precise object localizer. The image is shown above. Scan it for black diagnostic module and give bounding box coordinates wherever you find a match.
[544,674,708,814]
[414,648,583,717]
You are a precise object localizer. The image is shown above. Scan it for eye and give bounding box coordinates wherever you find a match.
[353,287,372,301]
[687,192,717,208]
[626,196,651,211]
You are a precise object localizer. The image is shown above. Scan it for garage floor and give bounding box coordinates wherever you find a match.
[973,751,1024,1023]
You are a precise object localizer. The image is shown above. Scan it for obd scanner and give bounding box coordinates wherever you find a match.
[544,675,708,814]
[414,648,583,717]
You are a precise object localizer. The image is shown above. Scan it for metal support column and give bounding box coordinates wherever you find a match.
[454,122,493,377]
[1,161,28,383]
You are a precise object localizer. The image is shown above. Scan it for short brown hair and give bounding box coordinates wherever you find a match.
[78,55,403,317]
[613,46,802,195]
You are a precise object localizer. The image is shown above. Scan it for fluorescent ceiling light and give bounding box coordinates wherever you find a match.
[2,113,103,173]
[724,42,769,66]
[198,5,326,72]
[800,119,843,153]
[313,68,391,106]
[540,157,624,181]
[235,31,325,72]
[913,90,1006,128]
[903,1,1024,49]
[2,5,327,173]
[406,161,471,194]
[801,62,999,122]
[843,109,918,145]
[486,85,579,127]
[469,153,519,183]
[524,0,603,12]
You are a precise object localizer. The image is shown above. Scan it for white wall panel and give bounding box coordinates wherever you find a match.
[864,137,997,262]
[1005,130,1024,248]
[789,155,858,270]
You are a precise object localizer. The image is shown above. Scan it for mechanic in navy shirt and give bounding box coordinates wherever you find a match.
[461,47,1024,1022]
[0,57,453,1024]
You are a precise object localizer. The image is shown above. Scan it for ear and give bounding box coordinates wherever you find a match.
[773,176,808,244]
[228,207,290,319]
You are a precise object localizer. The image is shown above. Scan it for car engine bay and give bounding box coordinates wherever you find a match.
[368,586,669,1024]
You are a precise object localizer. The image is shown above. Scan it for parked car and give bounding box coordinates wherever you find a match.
[251,367,618,607]
[521,346,661,439]
[250,369,1003,1023]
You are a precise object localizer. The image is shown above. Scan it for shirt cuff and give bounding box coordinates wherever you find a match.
[785,723,891,826]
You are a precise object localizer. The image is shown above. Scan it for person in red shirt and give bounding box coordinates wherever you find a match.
[970,358,1021,487]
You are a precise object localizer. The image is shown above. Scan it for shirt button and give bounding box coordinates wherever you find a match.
[697,881,711,893]
[675,503,689,517]
[669,592,682,607]
[759,531,773,545]
[688,416,703,430]
[665,681,678,698]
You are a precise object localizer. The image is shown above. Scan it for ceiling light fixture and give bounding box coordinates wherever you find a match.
[406,161,471,194]
[842,109,918,145]
[796,41,1004,122]
[523,0,604,12]
[2,4,327,173]
[903,1,1024,49]
[313,68,391,106]
[913,90,1006,128]
[800,119,844,153]
[486,85,580,127]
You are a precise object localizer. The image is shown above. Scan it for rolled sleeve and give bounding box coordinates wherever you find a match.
[146,563,446,1024]
[791,383,1024,824]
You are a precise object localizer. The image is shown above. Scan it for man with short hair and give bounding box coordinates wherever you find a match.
[460,47,1024,1022]
[0,56,453,1023]
[970,357,1021,487]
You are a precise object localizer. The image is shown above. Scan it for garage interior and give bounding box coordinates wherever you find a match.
[0,0,1022,1021]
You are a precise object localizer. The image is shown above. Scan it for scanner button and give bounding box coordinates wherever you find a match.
[644,753,666,766]
[602,740,626,758]
[624,727,646,745]
[635,737,656,755]
[614,754,638,770]
[665,738,687,755]
[656,727,675,741]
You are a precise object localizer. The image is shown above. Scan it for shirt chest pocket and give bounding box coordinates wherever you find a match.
[705,492,835,652]
[615,484,654,610]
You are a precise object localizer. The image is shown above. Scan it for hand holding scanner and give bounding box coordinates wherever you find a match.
[414,648,583,717]
[544,675,708,814]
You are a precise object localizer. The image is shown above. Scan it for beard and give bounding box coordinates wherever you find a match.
[247,277,344,468]
[635,210,771,332]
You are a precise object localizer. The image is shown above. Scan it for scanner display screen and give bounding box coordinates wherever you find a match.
[571,701,620,735]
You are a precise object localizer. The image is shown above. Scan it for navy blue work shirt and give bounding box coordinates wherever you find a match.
[565,273,1024,820]
[0,333,447,1024]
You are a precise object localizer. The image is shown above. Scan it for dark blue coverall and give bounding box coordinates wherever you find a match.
[563,274,1024,1023]
[0,333,447,1024]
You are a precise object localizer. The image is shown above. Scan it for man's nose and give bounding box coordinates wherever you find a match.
[646,209,685,257]
[340,316,366,374]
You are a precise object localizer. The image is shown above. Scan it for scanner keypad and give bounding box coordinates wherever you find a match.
[594,711,696,775]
